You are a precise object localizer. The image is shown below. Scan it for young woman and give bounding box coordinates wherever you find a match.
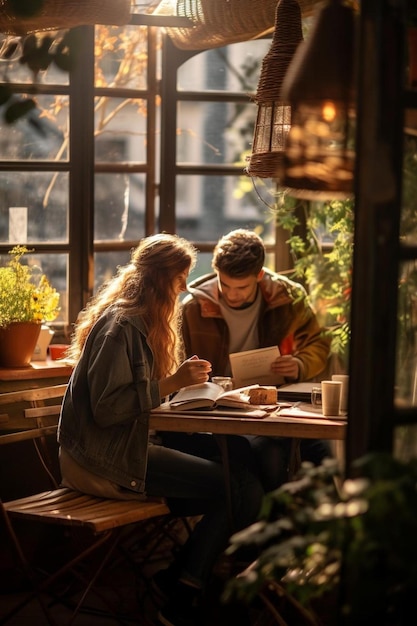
[57,233,264,626]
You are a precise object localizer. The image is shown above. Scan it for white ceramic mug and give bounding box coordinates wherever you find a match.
[321,380,342,416]
[332,374,349,412]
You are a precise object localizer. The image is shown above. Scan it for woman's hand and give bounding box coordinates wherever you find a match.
[159,355,212,398]
[176,355,212,387]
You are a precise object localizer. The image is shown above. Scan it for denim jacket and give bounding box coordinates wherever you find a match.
[57,309,161,494]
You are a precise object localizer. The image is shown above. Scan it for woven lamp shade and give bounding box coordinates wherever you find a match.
[0,0,131,35]
[246,0,303,180]
[155,0,319,51]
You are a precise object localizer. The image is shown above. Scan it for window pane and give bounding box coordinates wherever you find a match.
[394,425,417,461]
[95,25,148,89]
[401,132,417,245]
[94,250,131,292]
[0,37,69,85]
[175,174,275,242]
[0,94,68,161]
[187,251,213,285]
[177,41,271,92]
[0,172,68,243]
[95,98,147,163]
[396,260,417,406]
[94,173,146,241]
[177,101,257,166]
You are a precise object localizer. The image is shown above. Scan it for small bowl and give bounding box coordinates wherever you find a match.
[49,344,69,360]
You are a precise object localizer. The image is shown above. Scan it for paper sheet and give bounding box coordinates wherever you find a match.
[229,346,284,386]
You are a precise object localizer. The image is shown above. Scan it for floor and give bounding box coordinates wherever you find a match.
[0,517,259,626]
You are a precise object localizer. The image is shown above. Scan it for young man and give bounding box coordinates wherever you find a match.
[179,228,333,491]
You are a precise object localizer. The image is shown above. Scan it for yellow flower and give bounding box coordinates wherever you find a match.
[0,246,60,327]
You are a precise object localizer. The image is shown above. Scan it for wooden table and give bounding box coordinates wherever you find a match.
[150,408,346,440]
[150,407,346,528]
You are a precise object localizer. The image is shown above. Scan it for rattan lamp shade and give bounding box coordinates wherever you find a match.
[155,0,320,51]
[246,0,303,180]
[0,0,131,35]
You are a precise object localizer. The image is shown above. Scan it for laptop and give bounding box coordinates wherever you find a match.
[277,382,318,403]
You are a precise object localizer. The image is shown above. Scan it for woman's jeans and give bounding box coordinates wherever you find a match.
[145,434,264,589]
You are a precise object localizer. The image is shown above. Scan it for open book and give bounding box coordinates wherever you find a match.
[167,382,269,411]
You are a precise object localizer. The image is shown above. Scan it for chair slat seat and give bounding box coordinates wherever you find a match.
[5,488,170,532]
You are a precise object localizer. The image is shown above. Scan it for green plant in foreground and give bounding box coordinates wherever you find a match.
[0,245,60,327]
[225,453,417,625]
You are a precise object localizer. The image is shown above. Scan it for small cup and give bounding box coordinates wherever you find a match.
[321,380,342,416]
[332,374,349,412]
[49,344,68,361]
[211,376,233,392]
[311,385,322,407]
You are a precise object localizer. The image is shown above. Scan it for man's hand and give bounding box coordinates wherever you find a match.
[270,354,299,380]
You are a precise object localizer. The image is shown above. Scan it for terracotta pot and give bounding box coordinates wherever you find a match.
[0,322,41,368]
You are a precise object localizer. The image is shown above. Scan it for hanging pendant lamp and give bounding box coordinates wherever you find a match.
[245,0,303,180]
[280,0,356,199]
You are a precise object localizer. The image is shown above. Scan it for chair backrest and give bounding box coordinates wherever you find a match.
[0,383,67,442]
[0,383,170,528]
[0,384,67,496]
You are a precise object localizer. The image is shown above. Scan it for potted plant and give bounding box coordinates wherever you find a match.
[224,453,417,626]
[0,245,60,367]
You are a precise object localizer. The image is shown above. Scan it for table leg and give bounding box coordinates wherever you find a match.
[288,438,302,480]
[213,434,235,532]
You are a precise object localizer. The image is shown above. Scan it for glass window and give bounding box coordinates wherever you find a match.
[401,131,417,246]
[94,25,149,89]
[177,41,271,92]
[0,94,68,161]
[396,260,417,406]
[0,35,70,85]
[94,250,131,292]
[0,172,68,243]
[94,173,146,242]
[177,101,257,166]
[95,98,147,163]
[175,174,275,224]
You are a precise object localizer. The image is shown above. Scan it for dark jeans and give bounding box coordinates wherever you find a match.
[244,435,333,492]
[145,434,264,588]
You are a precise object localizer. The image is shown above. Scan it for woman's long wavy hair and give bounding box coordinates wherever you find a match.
[67,234,197,379]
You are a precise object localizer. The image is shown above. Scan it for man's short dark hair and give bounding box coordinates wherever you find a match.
[212,229,265,277]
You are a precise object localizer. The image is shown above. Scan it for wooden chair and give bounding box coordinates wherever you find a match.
[0,384,171,625]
